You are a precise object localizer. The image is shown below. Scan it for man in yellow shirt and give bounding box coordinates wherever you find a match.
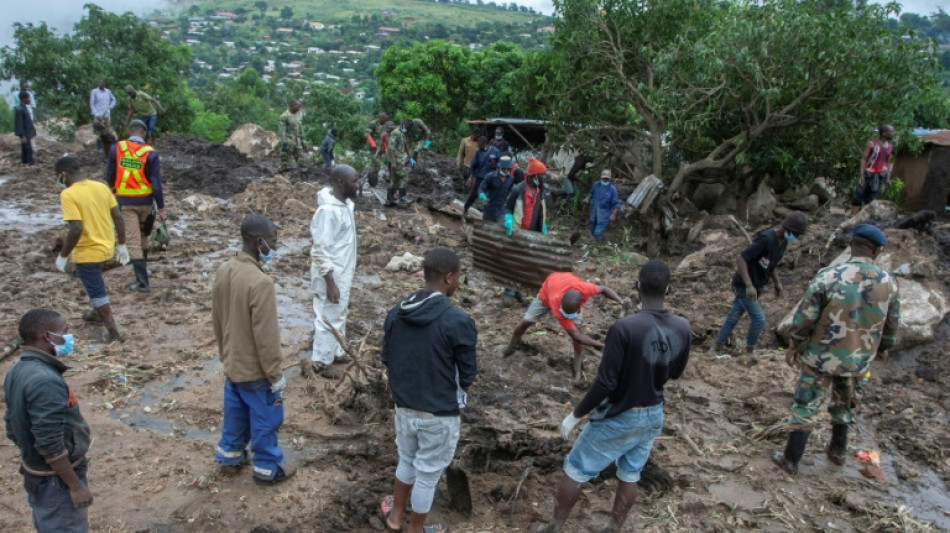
[54,156,129,342]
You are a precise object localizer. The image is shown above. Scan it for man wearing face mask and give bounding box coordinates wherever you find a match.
[504,271,629,380]
[5,309,94,532]
[462,136,500,220]
[56,156,128,343]
[477,155,516,223]
[586,169,621,240]
[505,157,549,236]
[212,215,295,484]
[774,224,900,475]
[489,126,510,155]
[710,211,809,357]
[308,166,360,379]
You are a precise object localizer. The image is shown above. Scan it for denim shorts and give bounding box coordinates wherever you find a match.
[394,407,460,484]
[74,262,109,308]
[565,403,664,483]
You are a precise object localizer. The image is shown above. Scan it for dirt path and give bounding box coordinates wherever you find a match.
[0,137,947,532]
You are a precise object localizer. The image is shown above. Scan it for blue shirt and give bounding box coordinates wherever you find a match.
[470,146,500,181]
[589,181,620,221]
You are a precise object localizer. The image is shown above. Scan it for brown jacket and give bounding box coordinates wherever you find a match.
[212,252,282,384]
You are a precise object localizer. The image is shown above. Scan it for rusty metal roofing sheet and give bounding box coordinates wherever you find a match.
[918,130,950,146]
[472,224,573,289]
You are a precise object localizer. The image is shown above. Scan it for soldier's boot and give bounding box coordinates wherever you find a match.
[397,188,412,205]
[826,424,848,466]
[772,430,809,475]
[385,188,397,207]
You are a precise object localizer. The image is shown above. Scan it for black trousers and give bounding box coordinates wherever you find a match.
[463,177,483,213]
[21,139,34,164]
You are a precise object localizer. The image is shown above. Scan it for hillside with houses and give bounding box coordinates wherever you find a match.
[145,1,552,107]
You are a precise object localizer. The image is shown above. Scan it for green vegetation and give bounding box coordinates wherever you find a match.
[0,5,194,135]
[0,101,12,134]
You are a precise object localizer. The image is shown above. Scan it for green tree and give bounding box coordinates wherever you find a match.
[300,84,362,151]
[0,102,13,133]
[281,6,294,20]
[255,1,268,17]
[0,4,193,134]
[544,0,948,209]
[376,39,475,136]
[189,100,232,142]
[203,68,278,133]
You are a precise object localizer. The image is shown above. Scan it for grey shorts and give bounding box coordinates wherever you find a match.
[522,297,584,325]
[394,407,460,483]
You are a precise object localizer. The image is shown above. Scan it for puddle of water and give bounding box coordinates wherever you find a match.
[110,358,222,441]
[0,175,12,187]
[0,205,62,233]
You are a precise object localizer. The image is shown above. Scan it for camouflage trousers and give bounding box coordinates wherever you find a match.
[390,163,408,189]
[787,365,856,430]
[280,143,308,171]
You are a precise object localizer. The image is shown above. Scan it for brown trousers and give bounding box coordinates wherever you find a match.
[121,204,152,260]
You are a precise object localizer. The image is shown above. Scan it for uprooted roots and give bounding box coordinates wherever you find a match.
[319,321,392,425]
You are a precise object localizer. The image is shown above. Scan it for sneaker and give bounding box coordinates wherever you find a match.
[81,310,101,323]
[217,450,249,476]
[129,283,150,293]
[708,343,730,359]
[253,456,297,485]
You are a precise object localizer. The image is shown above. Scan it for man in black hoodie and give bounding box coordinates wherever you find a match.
[380,248,477,533]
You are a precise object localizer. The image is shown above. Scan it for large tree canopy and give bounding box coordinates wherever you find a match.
[0,3,193,134]
[544,0,948,201]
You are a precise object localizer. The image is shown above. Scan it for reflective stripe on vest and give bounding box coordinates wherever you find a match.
[114,140,154,197]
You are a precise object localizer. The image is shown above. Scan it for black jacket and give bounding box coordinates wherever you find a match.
[4,348,91,472]
[14,104,35,139]
[381,291,478,416]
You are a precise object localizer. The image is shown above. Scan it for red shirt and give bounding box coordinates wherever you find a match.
[521,182,539,230]
[538,272,600,331]
[866,138,892,174]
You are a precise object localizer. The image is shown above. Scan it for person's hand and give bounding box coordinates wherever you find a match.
[409,158,416,167]
[478,192,488,203]
[610,210,617,222]
[270,376,287,393]
[116,244,130,266]
[326,279,340,304]
[55,255,68,272]
[774,281,783,298]
[582,197,591,204]
[746,284,758,300]
[785,348,801,368]
[504,214,514,236]
[69,484,94,509]
[424,140,432,149]
[542,223,548,235]
[559,412,581,440]
[158,208,166,221]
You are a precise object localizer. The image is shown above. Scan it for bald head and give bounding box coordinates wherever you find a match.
[331,164,360,200]
[561,289,583,314]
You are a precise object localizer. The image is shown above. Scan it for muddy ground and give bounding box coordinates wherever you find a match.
[0,135,948,532]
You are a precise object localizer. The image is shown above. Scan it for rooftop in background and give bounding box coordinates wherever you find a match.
[912,129,950,146]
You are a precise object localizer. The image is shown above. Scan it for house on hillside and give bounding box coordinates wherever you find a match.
[537,26,555,33]
[376,26,401,38]
[309,22,325,30]
[276,28,294,34]
[308,47,326,55]
[223,41,235,48]
[211,11,237,21]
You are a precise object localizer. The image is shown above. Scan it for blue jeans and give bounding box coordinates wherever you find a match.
[565,404,663,483]
[74,262,109,308]
[590,217,609,239]
[321,150,333,168]
[715,287,766,349]
[22,464,89,533]
[139,115,157,142]
[215,379,285,480]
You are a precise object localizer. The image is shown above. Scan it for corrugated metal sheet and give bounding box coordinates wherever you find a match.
[626,175,664,213]
[918,130,950,146]
[472,224,573,289]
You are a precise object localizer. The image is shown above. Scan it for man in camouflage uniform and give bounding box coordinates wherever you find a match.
[386,119,412,206]
[365,112,388,186]
[773,224,900,475]
[405,118,432,159]
[279,100,308,172]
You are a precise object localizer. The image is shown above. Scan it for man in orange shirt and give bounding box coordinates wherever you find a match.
[504,272,628,379]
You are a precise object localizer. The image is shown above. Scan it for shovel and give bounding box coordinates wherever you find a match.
[445,462,472,515]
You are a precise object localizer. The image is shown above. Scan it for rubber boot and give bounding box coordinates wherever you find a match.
[826,424,848,466]
[772,430,809,474]
[386,188,396,207]
[398,188,412,205]
[130,259,150,293]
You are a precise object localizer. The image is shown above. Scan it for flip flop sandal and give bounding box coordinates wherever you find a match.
[380,495,401,532]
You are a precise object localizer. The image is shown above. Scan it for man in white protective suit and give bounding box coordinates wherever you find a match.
[308,165,360,379]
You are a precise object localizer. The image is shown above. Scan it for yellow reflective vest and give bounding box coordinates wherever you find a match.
[113,140,154,197]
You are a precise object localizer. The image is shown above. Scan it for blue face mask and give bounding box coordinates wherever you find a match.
[259,240,276,264]
[560,307,579,320]
[785,231,797,244]
[533,179,540,186]
[495,135,503,140]
[600,179,610,185]
[50,333,74,358]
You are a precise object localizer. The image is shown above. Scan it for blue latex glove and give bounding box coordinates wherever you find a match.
[409,158,416,167]
[424,140,432,149]
[504,214,514,235]
[542,223,548,235]
[478,192,488,203]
